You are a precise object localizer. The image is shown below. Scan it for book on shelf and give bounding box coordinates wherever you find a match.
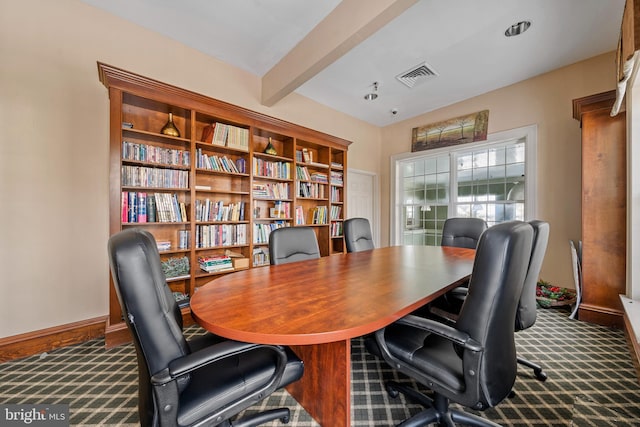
[302,148,311,163]
[252,221,290,244]
[157,240,172,251]
[252,247,270,266]
[195,224,247,248]
[195,199,246,222]
[308,206,328,225]
[122,140,190,167]
[252,182,290,199]
[121,165,189,188]
[178,230,190,249]
[331,170,344,186]
[253,157,291,179]
[295,205,305,225]
[172,291,190,308]
[210,122,249,151]
[198,255,234,272]
[201,123,214,144]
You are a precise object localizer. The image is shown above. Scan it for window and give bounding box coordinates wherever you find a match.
[391,125,537,246]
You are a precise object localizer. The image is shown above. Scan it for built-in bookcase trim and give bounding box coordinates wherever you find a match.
[99,62,350,347]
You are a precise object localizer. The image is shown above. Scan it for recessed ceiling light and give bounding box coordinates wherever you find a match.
[364,82,379,101]
[505,20,531,37]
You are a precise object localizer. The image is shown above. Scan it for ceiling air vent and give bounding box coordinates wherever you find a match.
[396,62,438,88]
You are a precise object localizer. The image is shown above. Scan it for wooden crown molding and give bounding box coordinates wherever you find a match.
[97,62,352,149]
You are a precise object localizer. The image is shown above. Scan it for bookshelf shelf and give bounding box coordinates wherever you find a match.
[99,62,350,347]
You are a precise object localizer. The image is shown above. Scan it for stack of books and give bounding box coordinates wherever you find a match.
[173,291,190,309]
[156,240,171,251]
[198,255,234,273]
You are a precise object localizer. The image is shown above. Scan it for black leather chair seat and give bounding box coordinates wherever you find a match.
[179,346,303,426]
[385,324,465,393]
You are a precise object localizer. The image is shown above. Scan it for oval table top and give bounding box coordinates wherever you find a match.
[190,245,475,345]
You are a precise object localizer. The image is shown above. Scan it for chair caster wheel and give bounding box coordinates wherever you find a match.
[386,384,400,398]
[534,369,547,382]
[280,415,290,424]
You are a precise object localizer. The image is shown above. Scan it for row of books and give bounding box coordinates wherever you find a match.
[122,141,190,166]
[330,205,342,220]
[294,206,305,225]
[173,291,190,308]
[330,221,343,237]
[122,165,189,189]
[330,171,344,186]
[195,224,248,248]
[195,199,246,222]
[294,205,329,225]
[252,247,270,267]
[196,149,246,173]
[308,206,328,225]
[297,181,327,199]
[253,221,289,244]
[331,186,342,203]
[122,191,187,223]
[198,255,234,273]
[270,201,291,219]
[208,123,250,151]
[295,166,328,183]
[252,182,290,199]
[253,158,292,179]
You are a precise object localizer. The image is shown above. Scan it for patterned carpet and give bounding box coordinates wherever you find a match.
[1,309,639,426]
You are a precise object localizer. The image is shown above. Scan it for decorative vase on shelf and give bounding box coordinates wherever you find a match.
[264,137,278,155]
[161,113,180,137]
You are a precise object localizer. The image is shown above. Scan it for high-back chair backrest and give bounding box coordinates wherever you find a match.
[456,221,533,406]
[108,229,190,425]
[344,217,375,253]
[269,226,321,265]
[515,220,550,331]
[441,217,488,249]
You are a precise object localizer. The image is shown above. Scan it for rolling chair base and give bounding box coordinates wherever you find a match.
[386,381,502,427]
[228,408,290,427]
[517,356,547,381]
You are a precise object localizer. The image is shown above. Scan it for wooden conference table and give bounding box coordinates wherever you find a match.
[190,245,475,427]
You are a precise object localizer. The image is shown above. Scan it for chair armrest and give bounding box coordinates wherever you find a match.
[391,314,482,352]
[151,341,286,385]
[151,341,290,427]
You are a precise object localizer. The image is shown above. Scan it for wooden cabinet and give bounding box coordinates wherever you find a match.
[99,63,350,347]
[572,91,626,328]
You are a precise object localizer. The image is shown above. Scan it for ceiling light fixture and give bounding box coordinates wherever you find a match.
[504,20,531,37]
[364,82,379,101]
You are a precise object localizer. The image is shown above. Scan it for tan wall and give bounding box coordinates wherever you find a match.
[0,0,380,338]
[380,52,618,288]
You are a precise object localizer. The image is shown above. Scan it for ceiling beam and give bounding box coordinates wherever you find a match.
[261,0,418,107]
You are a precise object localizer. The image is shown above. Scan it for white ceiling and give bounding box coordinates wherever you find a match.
[83,0,625,126]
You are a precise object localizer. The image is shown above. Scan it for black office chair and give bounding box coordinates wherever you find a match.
[438,220,551,382]
[268,226,320,265]
[372,221,533,427]
[514,220,550,381]
[344,217,375,252]
[427,217,488,318]
[441,217,488,249]
[108,229,304,427]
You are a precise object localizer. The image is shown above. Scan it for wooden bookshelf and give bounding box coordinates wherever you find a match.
[98,62,350,347]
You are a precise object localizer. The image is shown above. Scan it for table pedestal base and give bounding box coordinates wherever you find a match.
[286,340,351,427]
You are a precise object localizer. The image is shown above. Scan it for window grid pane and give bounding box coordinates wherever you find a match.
[398,138,525,247]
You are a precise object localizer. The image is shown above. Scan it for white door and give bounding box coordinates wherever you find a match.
[347,169,378,246]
